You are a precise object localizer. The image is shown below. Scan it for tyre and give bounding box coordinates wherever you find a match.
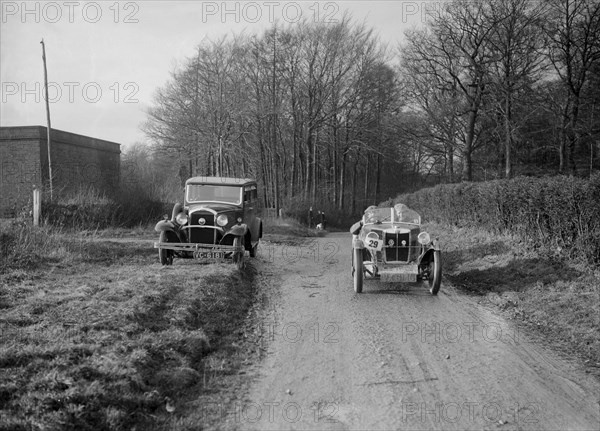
[158,231,173,266]
[233,236,245,270]
[429,250,442,295]
[250,242,258,257]
[353,248,364,293]
[364,250,376,278]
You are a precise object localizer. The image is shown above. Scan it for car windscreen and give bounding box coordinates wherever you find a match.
[363,208,393,224]
[363,207,421,225]
[395,208,421,224]
[186,185,242,204]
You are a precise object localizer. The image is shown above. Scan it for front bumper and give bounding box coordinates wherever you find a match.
[153,242,244,257]
[378,264,419,282]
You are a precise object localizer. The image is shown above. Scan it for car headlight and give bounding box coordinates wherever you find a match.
[366,232,380,241]
[175,212,188,225]
[418,232,431,245]
[216,214,229,227]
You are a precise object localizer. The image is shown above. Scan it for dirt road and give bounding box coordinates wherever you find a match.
[236,233,599,430]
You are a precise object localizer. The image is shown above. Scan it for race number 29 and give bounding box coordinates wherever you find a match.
[367,239,382,251]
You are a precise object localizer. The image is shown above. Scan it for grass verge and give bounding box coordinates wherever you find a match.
[0,224,258,430]
[425,222,600,376]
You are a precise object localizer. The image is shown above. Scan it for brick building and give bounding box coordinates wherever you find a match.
[0,126,121,217]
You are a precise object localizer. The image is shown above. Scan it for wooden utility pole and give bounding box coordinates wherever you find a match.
[40,39,53,201]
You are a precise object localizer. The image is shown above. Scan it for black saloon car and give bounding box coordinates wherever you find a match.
[154,177,263,268]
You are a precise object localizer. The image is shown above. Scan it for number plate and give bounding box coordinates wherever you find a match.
[194,251,224,259]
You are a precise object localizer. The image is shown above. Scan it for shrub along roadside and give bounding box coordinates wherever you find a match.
[37,184,170,230]
[385,174,600,266]
[388,176,600,369]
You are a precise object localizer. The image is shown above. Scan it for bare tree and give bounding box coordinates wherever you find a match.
[545,0,600,174]
[486,0,548,178]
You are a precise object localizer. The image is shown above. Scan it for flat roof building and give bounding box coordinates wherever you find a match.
[0,126,121,217]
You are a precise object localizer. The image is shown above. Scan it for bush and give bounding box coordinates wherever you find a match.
[41,185,170,229]
[391,174,600,265]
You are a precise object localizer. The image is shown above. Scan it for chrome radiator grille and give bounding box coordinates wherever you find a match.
[384,232,410,262]
[189,212,216,244]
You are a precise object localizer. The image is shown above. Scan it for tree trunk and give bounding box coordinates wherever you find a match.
[504,94,512,179]
[447,144,454,182]
[339,151,347,210]
[567,94,580,176]
[363,155,370,206]
[311,128,318,202]
[351,155,359,215]
[332,120,338,206]
[305,131,312,198]
[558,102,569,174]
[375,154,381,204]
[463,107,476,181]
[292,126,298,196]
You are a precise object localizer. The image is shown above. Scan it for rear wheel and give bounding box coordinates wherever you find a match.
[428,251,442,295]
[353,248,364,293]
[158,231,173,266]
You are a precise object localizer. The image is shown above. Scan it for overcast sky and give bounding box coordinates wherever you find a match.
[1,1,432,150]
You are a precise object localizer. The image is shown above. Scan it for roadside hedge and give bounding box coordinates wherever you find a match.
[37,184,171,229]
[42,199,169,229]
[387,174,600,265]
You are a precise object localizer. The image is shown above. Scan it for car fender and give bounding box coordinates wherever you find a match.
[171,202,183,222]
[350,220,363,235]
[228,223,248,237]
[155,220,176,233]
[352,234,364,249]
[419,247,440,266]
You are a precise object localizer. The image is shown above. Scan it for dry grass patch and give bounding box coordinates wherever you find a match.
[0,227,257,430]
[425,222,600,373]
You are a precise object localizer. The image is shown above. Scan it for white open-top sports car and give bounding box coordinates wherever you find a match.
[350,204,442,294]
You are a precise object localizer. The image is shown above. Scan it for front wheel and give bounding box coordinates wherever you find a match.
[158,231,173,266]
[233,236,245,270]
[428,251,442,295]
[250,242,258,258]
[353,248,364,293]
